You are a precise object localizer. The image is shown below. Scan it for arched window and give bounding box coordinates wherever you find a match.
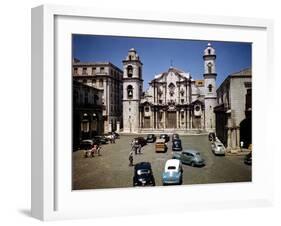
[208,84,213,92]
[127,65,133,77]
[208,49,211,55]
[94,95,99,105]
[207,62,212,74]
[127,85,133,98]
[138,67,142,78]
[99,79,103,87]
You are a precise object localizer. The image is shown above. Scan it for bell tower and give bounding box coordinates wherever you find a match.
[122,48,143,133]
[203,43,217,132]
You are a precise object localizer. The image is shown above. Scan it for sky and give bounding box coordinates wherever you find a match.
[72,34,252,90]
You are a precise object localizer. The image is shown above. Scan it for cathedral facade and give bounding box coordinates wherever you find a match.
[122,43,217,133]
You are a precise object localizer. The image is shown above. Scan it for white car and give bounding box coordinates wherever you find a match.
[162,159,183,185]
[211,141,226,155]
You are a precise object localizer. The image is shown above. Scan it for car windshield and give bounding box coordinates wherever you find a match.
[137,169,150,175]
[147,135,152,138]
[167,166,176,170]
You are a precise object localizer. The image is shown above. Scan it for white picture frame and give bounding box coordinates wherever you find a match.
[31,4,274,221]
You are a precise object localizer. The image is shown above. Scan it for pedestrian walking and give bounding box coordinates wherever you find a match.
[133,143,139,155]
[96,144,102,156]
[128,151,134,166]
[137,144,142,154]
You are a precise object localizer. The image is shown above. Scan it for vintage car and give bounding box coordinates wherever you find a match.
[172,139,182,151]
[92,135,109,144]
[133,162,155,186]
[146,134,156,143]
[211,141,226,155]
[172,133,180,141]
[79,139,93,150]
[159,134,170,142]
[155,138,168,153]
[173,149,205,167]
[162,159,183,185]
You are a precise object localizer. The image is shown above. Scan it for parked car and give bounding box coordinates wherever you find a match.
[172,133,180,141]
[133,162,155,186]
[208,132,216,142]
[79,139,93,150]
[134,137,147,147]
[244,152,252,165]
[92,135,109,144]
[173,149,205,167]
[159,134,170,142]
[211,141,226,155]
[155,138,168,153]
[146,134,156,143]
[162,159,183,185]
[172,139,182,151]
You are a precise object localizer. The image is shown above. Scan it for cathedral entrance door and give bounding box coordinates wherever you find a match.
[143,117,150,128]
[167,111,176,128]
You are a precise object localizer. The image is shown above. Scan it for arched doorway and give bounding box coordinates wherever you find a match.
[240,117,252,148]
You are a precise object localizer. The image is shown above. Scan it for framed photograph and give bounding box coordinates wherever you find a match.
[31,4,274,221]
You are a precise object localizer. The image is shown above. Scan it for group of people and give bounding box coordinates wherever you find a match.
[128,140,143,166]
[84,143,102,158]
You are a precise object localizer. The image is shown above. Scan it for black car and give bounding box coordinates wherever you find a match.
[134,137,147,147]
[172,133,180,141]
[244,152,252,165]
[133,162,155,186]
[92,136,109,144]
[172,139,182,151]
[159,134,170,142]
[146,134,156,143]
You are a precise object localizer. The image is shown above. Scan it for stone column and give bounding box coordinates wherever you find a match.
[227,128,232,150]
[185,109,188,130]
[179,110,182,129]
[236,127,240,149]
[232,128,237,149]
[189,112,193,129]
[108,121,112,133]
[155,111,158,129]
[176,110,179,129]
[139,111,142,129]
[152,109,155,129]
[163,110,166,129]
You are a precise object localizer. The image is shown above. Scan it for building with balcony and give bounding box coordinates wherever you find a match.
[214,68,252,150]
[72,80,104,149]
[72,61,123,133]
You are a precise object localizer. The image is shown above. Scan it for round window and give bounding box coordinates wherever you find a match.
[195,106,200,111]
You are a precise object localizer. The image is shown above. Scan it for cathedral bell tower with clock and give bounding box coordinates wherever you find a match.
[203,43,217,132]
[122,48,143,133]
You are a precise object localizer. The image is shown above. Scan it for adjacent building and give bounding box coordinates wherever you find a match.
[72,80,104,148]
[214,68,252,149]
[122,43,217,133]
[72,61,123,133]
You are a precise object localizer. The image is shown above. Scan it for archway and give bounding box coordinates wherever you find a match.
[240,117,252,148]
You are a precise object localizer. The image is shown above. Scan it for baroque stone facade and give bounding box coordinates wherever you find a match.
[214,68,252,149]
[122,43,217,133]
[72,60,123,133]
